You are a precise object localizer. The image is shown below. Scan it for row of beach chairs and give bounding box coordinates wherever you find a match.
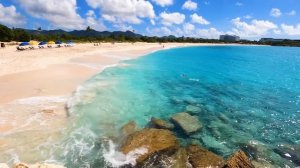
[17,41,74,51]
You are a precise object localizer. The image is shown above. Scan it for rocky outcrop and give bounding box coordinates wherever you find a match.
[140,148,190,168]
[15,163,29,168]
[121,121,138,136]
[187,144,225,168]
[171,112,202,134]
[121,128,179,165]
[150,117,174,130]
[223,150,254,168]
[170,148,191,168]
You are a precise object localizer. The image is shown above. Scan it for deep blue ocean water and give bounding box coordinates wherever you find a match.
[56,46,300,167]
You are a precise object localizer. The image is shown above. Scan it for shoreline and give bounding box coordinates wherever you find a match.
[0,42,266,165]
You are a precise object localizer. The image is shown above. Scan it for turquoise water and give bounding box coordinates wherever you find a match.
[56,46,300,167]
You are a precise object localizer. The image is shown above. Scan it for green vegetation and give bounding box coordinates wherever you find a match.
[0,24,299,47]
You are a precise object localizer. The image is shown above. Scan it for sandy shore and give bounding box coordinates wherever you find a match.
[0,42,210,163]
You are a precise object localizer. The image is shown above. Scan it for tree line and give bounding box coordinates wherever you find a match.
[0,24,299,47]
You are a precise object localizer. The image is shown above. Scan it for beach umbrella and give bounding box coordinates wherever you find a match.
[55,41,62,44]
[29,41,39,45]
[48,41,55,44]
[38,41,47,45]
[19,42,29,46]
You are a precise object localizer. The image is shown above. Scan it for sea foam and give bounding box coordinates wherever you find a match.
[103,140,148,168]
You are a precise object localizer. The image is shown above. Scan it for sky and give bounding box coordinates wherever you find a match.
[0,0,299,40]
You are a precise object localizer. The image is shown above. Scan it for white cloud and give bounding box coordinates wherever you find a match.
[146,26,172,36]
[244,15,252,19]
[113,24,133,32]
[160,12,185,26]
[0,3,25,27]
[85,10,106,31]
[197,28,223,39]
[273,29,281,35]
[151,0,173,7]
[270,8,282,17]
[286,10,296,16]
[86,0,155,24]
[190,13,210,25]
[182,0,198,11]
[281,24,300,35]
[17,0,84,30]
[235,2,243,6]
[229,17,277,37]
[183,23,195,34]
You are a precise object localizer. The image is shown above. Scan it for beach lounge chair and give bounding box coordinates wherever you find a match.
[38,41,47,48]
[17,42,29,51]
[29,41,38,50]
[65,41,74,47]
[48,41,55,48]
[55,41,63,48]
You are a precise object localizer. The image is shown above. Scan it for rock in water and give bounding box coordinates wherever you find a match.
[224,150,255,168]
[171,112,202,134]
[185,105,202,114]
[150,117,175,130]
[121,128,179,165]
[273,144,300,166]
[121,120,138,136]
[140,148,190,168]
[187,144,225,168]
[170,148,189,168]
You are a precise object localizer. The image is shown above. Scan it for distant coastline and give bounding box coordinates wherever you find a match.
[1,24,299,47]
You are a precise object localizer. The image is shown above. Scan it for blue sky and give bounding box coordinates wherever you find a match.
[0,0,299,40]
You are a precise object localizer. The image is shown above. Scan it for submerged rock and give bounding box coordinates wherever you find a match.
[121,121,138,136]
[251,160,276,168]
[223,150,254,168]
[121,128,179,165]
[150,117,174,130]
[185,105,202,114]
[242,140,282,166]
[171,112,202,135]
[273,144,300,166]
[187,144,225,168]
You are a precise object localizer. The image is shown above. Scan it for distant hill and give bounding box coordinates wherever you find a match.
[24,29,142,38]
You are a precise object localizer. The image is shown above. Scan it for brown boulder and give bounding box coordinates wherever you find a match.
[15,163,29,168]
[150,117,174,130]
[224,150,255,168]
[171,112,202,134]
[121,128,179,164]
[171,148,190,168]
[187,144,225,168]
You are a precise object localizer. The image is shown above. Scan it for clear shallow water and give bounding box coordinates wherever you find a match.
[55,46,300,167]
